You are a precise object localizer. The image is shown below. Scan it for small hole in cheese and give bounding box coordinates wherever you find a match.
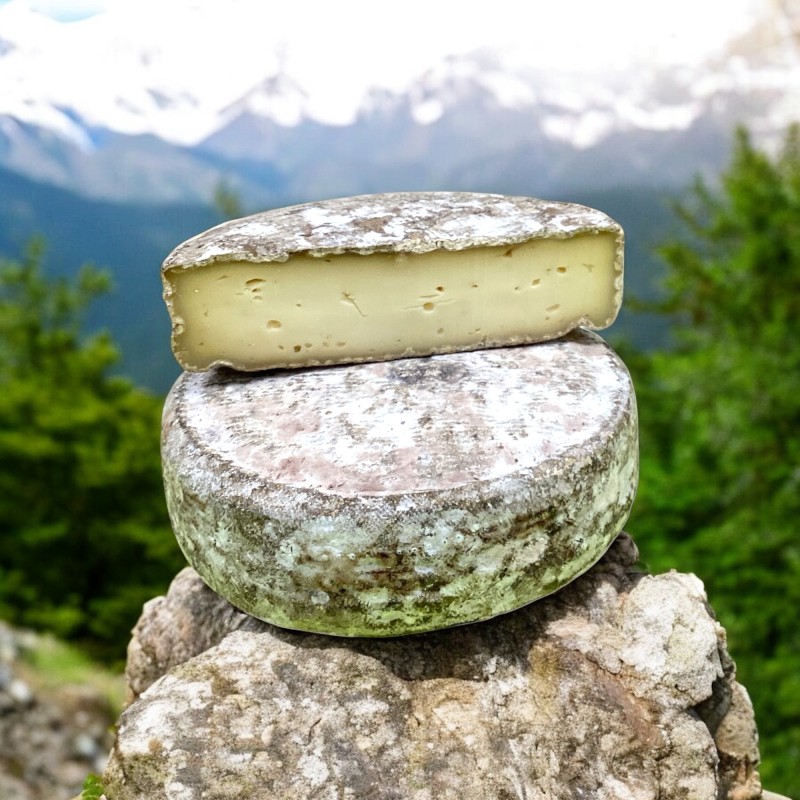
[166,228,620,372]
[293,345,302,353]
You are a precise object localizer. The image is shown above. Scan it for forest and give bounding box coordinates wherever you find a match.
[1,127,798,797]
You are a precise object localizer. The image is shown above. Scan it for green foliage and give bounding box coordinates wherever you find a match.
[0,240,186,664]
[626,126,800,796]
[81,773,105,800]
[213,179,244,220]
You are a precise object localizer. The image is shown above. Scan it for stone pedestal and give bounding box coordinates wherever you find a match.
[103,534,761,800]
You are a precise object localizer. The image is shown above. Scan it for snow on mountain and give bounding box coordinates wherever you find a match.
[220,71,310,130]
[0,0,453,141]
[1,2,253,145]
[0,0,796,203]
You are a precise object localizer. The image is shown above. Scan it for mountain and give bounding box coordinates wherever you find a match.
[0,166,675,393]
[0,0,797,205]
[0,0,797,390]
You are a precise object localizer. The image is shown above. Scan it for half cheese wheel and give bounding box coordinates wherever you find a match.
[162,192,624,372]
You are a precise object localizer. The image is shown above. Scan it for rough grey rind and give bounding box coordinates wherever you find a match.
[162,191,623,268]
[104,535,762,800]
[161,330,639,637]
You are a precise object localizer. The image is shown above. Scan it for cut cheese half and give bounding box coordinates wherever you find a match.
[162,192,624,372]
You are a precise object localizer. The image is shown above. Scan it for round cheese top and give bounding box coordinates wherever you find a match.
[171,330,628,497]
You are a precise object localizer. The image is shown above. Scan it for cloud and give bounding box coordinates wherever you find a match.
[1,0,761,69]
[0,0,112,21]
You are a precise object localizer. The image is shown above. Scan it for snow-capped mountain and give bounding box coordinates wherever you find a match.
[1,0,797,391]
[0,0,798,204]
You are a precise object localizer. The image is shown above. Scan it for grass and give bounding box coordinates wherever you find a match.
[15,629,127,714]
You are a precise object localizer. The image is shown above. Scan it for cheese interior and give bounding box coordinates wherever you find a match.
[166,233,619,371]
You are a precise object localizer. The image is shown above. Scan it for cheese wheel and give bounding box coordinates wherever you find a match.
[162,192,624,372]
[161,330,638,636]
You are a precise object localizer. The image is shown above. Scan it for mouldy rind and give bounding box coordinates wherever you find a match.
[162,192,624,267]
[161,192,624,372]
[160,330,639,637]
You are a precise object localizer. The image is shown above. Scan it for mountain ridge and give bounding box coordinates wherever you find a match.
[0,166,675,392]
[0,0,797,204]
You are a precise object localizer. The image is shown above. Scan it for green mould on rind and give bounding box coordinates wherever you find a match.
[161,330,639,636]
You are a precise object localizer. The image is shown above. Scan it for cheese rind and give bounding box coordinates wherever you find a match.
[161,330,639,637]
[162,192,624,372]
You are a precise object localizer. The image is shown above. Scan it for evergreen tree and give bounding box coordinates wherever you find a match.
[0,240,185,664]
[213,179,244,220]
[626,126,800,796]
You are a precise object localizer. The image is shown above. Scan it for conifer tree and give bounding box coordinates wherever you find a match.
[627,126,800,796]
[0,240,184,664]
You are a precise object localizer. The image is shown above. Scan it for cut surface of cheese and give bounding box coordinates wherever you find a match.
[161,330,639,637]
[162,192,623,371]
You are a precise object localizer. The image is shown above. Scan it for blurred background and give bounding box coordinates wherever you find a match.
[0,0,798,797]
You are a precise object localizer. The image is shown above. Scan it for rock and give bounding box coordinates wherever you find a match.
[0,621,117,800]
[105,534,762,800]
[162,329,639,637]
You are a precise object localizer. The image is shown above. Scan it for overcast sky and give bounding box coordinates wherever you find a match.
[0,0,105,19]
[0,0,763,71]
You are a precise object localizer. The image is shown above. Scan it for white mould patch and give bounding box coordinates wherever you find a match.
[163,191,623,268]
